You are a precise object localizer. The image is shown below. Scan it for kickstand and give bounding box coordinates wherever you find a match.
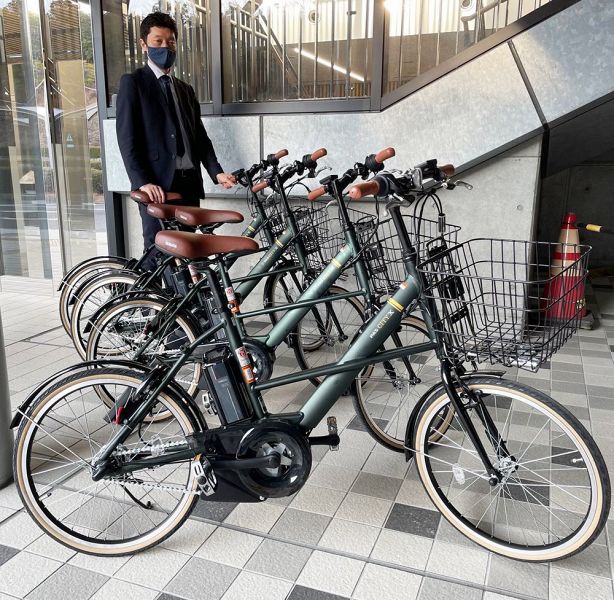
[121,484,153,510]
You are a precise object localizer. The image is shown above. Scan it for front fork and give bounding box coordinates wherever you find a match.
[440,360,513,485]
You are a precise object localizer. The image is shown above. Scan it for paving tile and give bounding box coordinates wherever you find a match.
[308,464,360,493]
[334,493,392,528]
[0,545,19,567]
[190,499,238,522]
[245,539,312,581]
[417,577,482,600]
[69,552,131,577]
[318,518,379,557]
[487,554,549,599]
[289,485,346,517]
[195,527,262,568]
[287,585,348,600]
[351,473,403,501]
[26,534,76,562]
[115,547,190,590]
[550,567,614,600]
[587,384,614,398]
[370,529,432,570]
[296,551,364,597]
[224,502,284,534]
[384,503,440,539]
[164,557,238,600]
[269,509,331,545]
[160,519,216,554]
[91,578,158,600]
[27,564,107,600]
[221,571,293,600]
[556,542,611,577]
[0,486,22,511]
[0,551,61,597]
[361,451,410,479]
[0,512,42,549]
[353,563,422,600]
[426,540,488,585]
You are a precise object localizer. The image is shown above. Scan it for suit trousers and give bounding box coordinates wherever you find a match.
[139,168,202,270]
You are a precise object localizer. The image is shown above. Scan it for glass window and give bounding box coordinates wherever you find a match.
[222,0,373,103]
[102,0,212,106]
[383,0,553,95]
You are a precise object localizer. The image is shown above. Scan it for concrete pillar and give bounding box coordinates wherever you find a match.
[0,312,14,487]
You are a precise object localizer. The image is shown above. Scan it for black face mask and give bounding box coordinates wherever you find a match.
[147,46,176,70]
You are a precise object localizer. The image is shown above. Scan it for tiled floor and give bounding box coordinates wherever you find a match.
[0,278,614,600]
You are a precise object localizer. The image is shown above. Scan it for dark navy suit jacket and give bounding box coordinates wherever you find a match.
[115,65,223,197]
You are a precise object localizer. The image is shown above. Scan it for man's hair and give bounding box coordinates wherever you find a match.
[140,12,178,41]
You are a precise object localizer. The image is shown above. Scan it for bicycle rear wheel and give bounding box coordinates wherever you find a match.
[59,257,129,335]
[70,272,141,358]
[86,297,202,400]
[13,368,201,556]
[411,377,610,561]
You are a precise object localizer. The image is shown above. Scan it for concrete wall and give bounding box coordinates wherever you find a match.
[538,149,614,269]
[102,0,614,267]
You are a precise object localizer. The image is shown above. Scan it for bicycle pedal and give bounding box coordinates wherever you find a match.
[327,416,339,451]
[192,457,217,496]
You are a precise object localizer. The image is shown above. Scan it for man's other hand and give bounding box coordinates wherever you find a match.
[139,183,166,203]
[216,173,236,189]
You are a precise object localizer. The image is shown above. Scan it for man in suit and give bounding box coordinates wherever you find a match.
[116,11,235,268]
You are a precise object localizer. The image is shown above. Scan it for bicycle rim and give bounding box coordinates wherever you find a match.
[412,377,609,561]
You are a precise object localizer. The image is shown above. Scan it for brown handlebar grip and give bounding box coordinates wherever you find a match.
[374,147,395,163]
[165,192,183,202]
[252,180,269,193]
[275,149,289,159]
[130,190,151,203]
[349,180,380,200]
[440,164,455,177]
[308,186,326,201]
[310,148,327,162]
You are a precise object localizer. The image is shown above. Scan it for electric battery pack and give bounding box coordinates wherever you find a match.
[202,348,253,425]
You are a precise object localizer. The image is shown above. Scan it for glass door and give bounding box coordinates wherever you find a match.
[0,0,106,287]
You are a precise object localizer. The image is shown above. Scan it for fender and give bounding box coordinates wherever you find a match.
[10,359,206,432]
[57,255,128,291]
[403,369,505,462]
[69,268,140,309]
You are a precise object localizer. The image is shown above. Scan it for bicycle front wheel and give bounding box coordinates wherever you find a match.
[353,315,442,452]
[293,286,366,385]
[411,376,610,561]
[14,368,201,556]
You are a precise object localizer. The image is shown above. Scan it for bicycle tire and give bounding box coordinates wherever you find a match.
[352,315,443,452]
[411,376,610,561]
[13,367,201,556]
[70,272,142,358]
[59,257,129,335]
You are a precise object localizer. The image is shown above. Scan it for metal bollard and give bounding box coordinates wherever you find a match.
[0,312,14,488]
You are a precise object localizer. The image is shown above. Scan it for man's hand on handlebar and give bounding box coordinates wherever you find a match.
[139,183,166,203]
[216,173,237,189]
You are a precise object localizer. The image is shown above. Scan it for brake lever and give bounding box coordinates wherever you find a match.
[454,180,473,190]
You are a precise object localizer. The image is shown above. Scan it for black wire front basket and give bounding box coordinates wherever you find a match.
[359,215,462,295]
[418,238,591,372]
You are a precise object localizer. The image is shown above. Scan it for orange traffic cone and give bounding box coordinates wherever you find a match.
[544,212,591,324]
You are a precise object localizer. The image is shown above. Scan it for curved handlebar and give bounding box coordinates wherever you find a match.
[311,148,327,161]
[275,149,289,159]
[308,186,327,201]
[251,180,269,193]
[348,180,380,200]
[439,164,455,177]
[374,147,395,163]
